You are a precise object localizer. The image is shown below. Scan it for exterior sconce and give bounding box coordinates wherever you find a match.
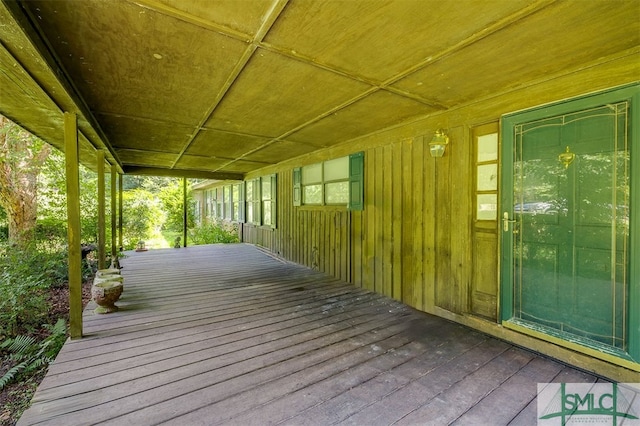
[429,129,449,158]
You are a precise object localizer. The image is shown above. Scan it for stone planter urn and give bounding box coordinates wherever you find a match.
[92,276,124,314]
[96,268,121,278]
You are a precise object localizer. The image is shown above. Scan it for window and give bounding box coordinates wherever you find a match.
[262,175,276,228]
[216,187,224,218]
[232,183,241,222]
[302,163,323,204]
[207,189,217,220]
[294,152,363,210]
[246,179,260,225]
[475,131,498,220]
[203,189,211,219]
[244,175,276,228]
[224,186,232,220]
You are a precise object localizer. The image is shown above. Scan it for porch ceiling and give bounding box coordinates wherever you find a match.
[1,0,639,178]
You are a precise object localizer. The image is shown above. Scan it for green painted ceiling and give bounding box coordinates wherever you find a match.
[1,0,639,178]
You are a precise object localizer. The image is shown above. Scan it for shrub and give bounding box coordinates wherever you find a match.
[0,250,49,337]
[189,220,239,245]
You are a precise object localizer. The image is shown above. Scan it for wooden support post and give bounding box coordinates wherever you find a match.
[118,173,123,251]
[183,177,188,247]
[111,164,117,264]
[64,112,82,339]
[97,150,106,270]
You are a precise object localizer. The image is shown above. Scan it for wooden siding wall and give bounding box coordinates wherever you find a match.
[242,127,476,317]
[241,170,351,284]
[240,53,638,323]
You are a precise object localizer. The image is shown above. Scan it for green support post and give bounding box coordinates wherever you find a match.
[97,150,106,270]
[64,112,82,339]
[119,173,123,252]
[111,164,117,264]
[183,177,188,247]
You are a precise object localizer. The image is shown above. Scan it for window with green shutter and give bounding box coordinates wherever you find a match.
[294,153,364,209]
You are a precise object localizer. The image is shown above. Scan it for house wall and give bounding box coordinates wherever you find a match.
[241,51,639,381]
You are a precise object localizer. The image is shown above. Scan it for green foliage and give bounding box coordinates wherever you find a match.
[0,319,67,390]
[123,175,174,192]
[158,180,196,232]
[189,220,239,245]
[121,189,164,250]
[36,147,102,244]
[34,246,74,289]
[0,250,49,337]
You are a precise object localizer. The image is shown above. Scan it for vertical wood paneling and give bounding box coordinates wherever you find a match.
[374,146,384,294]
[472,232,499,319]
[242,127,477,318]
[450,126,471,314]
[412,138,424,310]
[364,149,376,291]
[382,144,393,299]
[391,141,403,301]
[435,132,454,312]
[351,210,363,287]
[401,139,414,306]
[423,142,437,310]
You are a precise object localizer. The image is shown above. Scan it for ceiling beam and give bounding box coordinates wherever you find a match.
[131,0,251,43]
[167,0,290,173]
[122,166,243,181]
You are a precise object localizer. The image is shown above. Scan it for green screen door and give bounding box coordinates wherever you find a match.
[501,88,638,362]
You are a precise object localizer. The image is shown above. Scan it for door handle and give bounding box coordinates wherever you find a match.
[503,212,516,232]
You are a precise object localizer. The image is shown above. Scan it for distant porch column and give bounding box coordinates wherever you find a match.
[118,173,123,251]
[64,112,82,339]
[97,150,106,270]
[111,164,117,264]
[183,177,188,247]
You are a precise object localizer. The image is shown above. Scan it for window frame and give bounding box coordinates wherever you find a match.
[295,152,364,210]
[261,174,276,228]
[300,156,350,206]
[245,179,261,225]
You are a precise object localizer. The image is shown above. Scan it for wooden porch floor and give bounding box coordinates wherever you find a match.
[18,243,608,426]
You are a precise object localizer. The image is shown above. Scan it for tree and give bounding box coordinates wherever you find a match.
[0,116,51,248]
[121,189,164,249]
[158,179,195,232]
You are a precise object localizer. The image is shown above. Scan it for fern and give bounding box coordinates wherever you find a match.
[1,334,37,357]
[0,319,67,390]
[0,360,29,390]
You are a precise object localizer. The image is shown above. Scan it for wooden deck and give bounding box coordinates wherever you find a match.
[18,243,609,425]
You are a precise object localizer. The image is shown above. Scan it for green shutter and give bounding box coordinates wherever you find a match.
[293,168,301,206]
[348,152,364,211]
[270,174,277,228]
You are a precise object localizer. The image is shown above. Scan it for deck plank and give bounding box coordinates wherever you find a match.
[17,244,611,426]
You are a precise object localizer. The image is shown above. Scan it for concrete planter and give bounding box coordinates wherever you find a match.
[92,276,124,314]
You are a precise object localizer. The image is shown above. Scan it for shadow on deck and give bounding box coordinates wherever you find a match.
[18,244,608,425]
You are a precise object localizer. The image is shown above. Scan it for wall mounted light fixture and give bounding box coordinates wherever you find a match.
[429,129,449,158]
